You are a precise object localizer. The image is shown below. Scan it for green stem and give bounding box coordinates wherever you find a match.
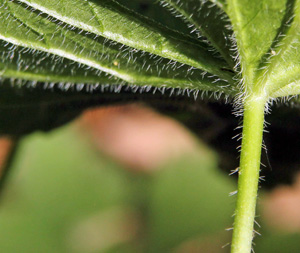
[231,96,266,253]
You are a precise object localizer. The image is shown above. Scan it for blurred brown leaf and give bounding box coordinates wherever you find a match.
[262,172,300,232]
[0,137,13,179]
[78,104,198,172]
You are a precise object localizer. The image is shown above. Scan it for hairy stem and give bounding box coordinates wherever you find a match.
[231,96,266,253]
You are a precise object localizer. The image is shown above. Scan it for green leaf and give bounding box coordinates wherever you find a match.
[254,0,300,99]
[0,0,235,93]
[226,0,300,99]
[11,0,231,79]
[161,0,235,67]
[112,0,192,36]
[0,41,123,85]
[226,0,288,89]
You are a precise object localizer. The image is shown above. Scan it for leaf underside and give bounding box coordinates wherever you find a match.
[0,0,237,96]
[1,0,300,102]
[226,0,300,99]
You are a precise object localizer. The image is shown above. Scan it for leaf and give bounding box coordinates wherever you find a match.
[226,0,289,89]
[254,0,300,99]
[161,0,235,67]
[9,0,231,79]
[115,0,191,36]
[0,41,123,85]
[0,0,235,94]
[226,0,300,99]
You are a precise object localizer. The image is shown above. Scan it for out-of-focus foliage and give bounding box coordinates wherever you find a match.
[0,121,299,252]
[0,122,235,252]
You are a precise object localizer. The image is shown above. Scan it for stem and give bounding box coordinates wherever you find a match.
[231,96,266,253]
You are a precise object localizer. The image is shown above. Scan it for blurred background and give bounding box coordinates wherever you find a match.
[0,103,300,252]
[1,0,300,252]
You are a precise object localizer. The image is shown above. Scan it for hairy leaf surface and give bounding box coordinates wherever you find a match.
[2,0,300,100]
[10,0,231,78]
[161,0,234,67]
[0,0,236,93]
[226,0,288,90]
[0,41,124,85]
[257,0,300,98]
